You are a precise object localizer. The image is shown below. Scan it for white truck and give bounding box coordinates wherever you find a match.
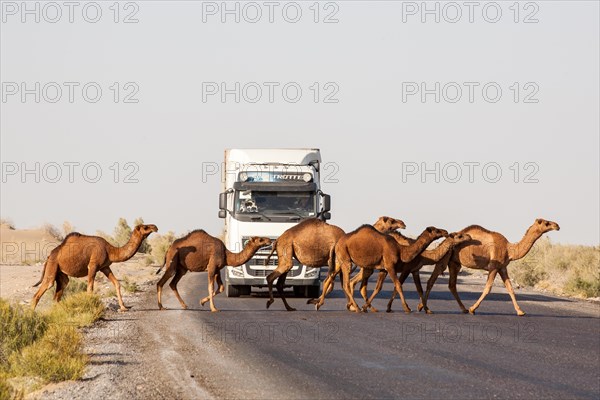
[218,148,331,297]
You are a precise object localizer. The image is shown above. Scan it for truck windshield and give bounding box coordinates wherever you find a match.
[235,191,316,218]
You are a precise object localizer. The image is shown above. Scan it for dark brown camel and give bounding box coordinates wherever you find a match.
[265,216,406,311]
[156,230,271,312]
[422,219,560,316]
[32,224,158,311]
[314,225,447,312]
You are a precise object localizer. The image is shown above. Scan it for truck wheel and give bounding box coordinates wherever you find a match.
[307,285,321,298]
[240,285,251,296]
[226,283,241,297]
[293,286,306,297]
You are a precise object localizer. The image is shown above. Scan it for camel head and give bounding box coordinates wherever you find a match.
[246,236,272,249]
[374,216,406,233]
[448,232,472,244]
[424,226,448,240]
[134,224,159,237]
[532,218,560,234]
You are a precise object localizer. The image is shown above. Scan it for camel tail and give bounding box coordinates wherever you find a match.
[32,260,47,287]
[264,240,277,266]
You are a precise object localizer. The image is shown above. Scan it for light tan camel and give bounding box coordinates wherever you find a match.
[421,218,560,316]
[32,224,158,311]
[156,230,271,312]
[349,232,472,313]
[265,216,406,311]
[314,225,447,312]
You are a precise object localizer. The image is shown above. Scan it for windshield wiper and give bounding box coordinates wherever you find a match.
[249,212,272,221]
[271,211,304,220]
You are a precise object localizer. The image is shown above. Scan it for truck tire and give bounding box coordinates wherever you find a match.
[240,285,251,296]
[226,283,241,297]
[293,286,306,297]
[307,285,321,298]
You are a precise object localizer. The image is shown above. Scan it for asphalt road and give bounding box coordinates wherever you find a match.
[41,268,600,400]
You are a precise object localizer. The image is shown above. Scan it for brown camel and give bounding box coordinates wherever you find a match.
[349,231,472,313]
[31,224,158,311]
[156,230,271,312]
[314,225,448,312]
[421,218,560,316]
[265,216,406,311]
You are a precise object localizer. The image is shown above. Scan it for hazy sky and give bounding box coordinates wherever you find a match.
[1,1,598,245]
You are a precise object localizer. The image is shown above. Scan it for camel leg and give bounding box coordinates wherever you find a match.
[422,260,447,314]
[266,259,292,310]
[346,269,368,311]
[207,263,220,312]
[362,270,387,312]
[385,270,409,313]
[359,270,379,312]
[412,271,425,312]
[157,264,177,310]
[311,264,340,309]
[469,269,498,314]
[31,258,59,310]
[342,262,361,313]
[169,267,188,309]
[387,266,411,314]
[201,269,223,306]
[275,272,296,311]
[86,261,98,293]
[498,267,526,316]
[53,271,70,302]
[448,261,469,313]
[102,268,128,312]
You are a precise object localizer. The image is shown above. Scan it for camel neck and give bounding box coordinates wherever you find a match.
[421,238,453,263]
[508,226,542,261]
[400,232,436,263]
[108,232,144,262]
[226,245,259,266]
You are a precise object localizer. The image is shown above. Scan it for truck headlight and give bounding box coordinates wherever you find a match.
[302,173,312,182]
[230,266,244,277]
[305,267,319,277]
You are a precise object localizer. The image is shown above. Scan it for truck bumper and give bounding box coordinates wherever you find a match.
[226,277,320,287]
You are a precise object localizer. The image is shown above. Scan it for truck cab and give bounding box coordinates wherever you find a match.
[218,149,331,297]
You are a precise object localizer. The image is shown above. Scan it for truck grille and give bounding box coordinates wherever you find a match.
[241,236,301,278]
[246,265,303,277]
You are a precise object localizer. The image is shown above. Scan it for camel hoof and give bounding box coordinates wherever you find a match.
[461,308,469,314]
[181,305,188,310]
[517,310,526,316]
[307,298,317,305]
[386,308,393,313]
[315,303,322,311]
[158,306,167,311]
[468,307,476,314]
[404,309,412,314]
[417,304,424,312]
[200,299,208,306]
[286,307,297,312]
[370,307,379,313]
[425,309,434,315]
[118,307,128,313]
[266,300,273,309]
[211,308,220,313]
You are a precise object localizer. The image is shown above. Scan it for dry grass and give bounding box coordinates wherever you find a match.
[1,286,104,394]
[148,231,177,266]
[510,238,600,298]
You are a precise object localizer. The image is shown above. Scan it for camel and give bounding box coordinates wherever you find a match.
[156,230,271,312]
[31,224,158,311]
[314,225,448,312]
[421,218,560,316]
[349,232,472,313]
[264,216,405,311]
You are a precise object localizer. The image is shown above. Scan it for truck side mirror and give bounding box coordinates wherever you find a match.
[218,210,227,218]
[322,193,331,212]
[219,192,228,211]
[322,211,331,220]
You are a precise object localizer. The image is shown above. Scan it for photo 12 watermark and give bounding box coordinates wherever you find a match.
[1,162,141,184]
[201,1,339,24]
[400,1,539,24]
[401,82,540,104]
[401,161,540,184]
[200,161,340,184]
[1,1,140,23]
[1,82,140,104]
[398,321,539,343]
[201,82,340,104]
[201,321,339,343]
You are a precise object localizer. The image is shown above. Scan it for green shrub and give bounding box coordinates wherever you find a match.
[0,300,47,371]
[46,293,104,328]
[9,324,87,382]
[148,231,177,266]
